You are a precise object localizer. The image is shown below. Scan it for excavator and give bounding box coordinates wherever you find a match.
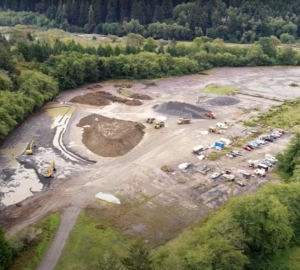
[26,140,36,155]
[155,121,165,129]
[205,112,216,119]
[44,160,56,178]
[177,118,191,124]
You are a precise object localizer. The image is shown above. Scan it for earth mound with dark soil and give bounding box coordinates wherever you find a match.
[70,93,110,106]
[70,91,142,106]
[206,96,240,106]
[117,89,152,100]
[154,101,210,119]
[77,114,145,157]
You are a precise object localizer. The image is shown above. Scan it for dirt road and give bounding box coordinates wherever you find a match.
[37,206,81,270]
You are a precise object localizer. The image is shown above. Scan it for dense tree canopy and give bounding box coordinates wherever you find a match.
[1,0,300,42]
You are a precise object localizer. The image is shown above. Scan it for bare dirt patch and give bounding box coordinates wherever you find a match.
[77,114,145,157]
[154,101,209,119]
[117,88,153,100]
[70,91,142,107]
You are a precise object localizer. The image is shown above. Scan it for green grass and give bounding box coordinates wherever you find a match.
[8,213,60,270]
[268,247,300,270]
[55,210,132,270]
[208,147,233,161]
[289,83,299,87]
[256,99,300,132]
[203,84,240,95]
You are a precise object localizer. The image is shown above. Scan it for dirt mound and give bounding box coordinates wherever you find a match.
[206,96,240,106]
[70,93,110,106]
[154,101,209,119]
[117,89,152,100]
[70,91,142,107]
[77,114,145,157]
[125,99,143,106]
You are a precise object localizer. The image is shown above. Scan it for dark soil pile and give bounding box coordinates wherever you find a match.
[77,114,145,157]
[70,93,110,106]
[206,96,240,106]
[154,101,209,119]
[117,89,152,100]
[70,91,142,106]
[125,99,143,106]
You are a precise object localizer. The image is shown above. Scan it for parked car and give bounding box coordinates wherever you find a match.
[211,172,221,179]
[226,153,234,158]
[246,144,256,149]
[232,150,242,156]
[264,137,274,142]
[243,146,251,151]
[235,179,246,187]
[277,130,285,134]
[257,140,267,145]
[271,133,281,138]
[261,160,273,167]
[269,134,279,139]
[228,152,238,157]
[252,141,261,146]
[265,157,276,164]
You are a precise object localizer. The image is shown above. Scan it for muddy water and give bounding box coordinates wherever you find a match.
[0,142,28,168]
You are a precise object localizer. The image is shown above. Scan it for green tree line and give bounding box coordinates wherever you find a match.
[1,0,300,42]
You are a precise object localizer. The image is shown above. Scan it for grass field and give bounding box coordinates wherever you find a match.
[251,99,300,132]
[55,210,132,270]
[203,84,240,95]
[8,213,60,270]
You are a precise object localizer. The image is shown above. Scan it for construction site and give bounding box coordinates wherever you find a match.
[0,66,300,258]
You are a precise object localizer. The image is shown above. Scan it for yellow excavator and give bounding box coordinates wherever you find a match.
[155,121,165,129]
[44,160,56,178]
[26,140,36,155]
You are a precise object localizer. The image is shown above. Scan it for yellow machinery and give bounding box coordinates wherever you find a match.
[155,121,165,129]
[208,126,222,134]
[26,140,35,155]
[44,160,56,178]
[177,118,191,124]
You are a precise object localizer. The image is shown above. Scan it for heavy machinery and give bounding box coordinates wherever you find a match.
[26,140,36,155]
[208,126,222,134]
[155,121,165,129]
[146,118,155,124]
[44,160,56,178]
[177,118,191,124]
[205,112,216,119]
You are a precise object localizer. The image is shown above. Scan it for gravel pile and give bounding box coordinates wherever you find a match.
[206,96,240,106]
[154,101,209,119]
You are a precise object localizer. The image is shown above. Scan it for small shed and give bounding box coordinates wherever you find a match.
[215,141,225,148]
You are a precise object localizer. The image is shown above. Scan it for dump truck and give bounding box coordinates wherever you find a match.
[26,140,36,155]
[155,121,165,129]
[146,118,155,124]
[177,118,191,124]
[208,126,222,134]
[44,160,56,178]
[205,112,216,119]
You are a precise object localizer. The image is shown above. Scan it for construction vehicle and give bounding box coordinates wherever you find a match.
[177,118,191,124]
[205,112,216,119]
[155,121,165,129]
[208,126,222,134]
[146,118,155,124]
[26,140,36,155]
[44,160,56,178]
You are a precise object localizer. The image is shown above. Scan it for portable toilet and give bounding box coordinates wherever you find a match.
[215,141,225,149]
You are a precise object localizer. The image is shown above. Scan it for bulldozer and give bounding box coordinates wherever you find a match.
[26,140,36,155]
[205,112,216,119]
[177,118,191,124]
[208,126,222,134]
[155,121,165,129]
[146,118,155,124]
[44,160,56,178]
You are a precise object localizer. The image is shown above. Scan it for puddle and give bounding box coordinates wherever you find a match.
[45,103,76,129]
[1,169,42,206]
[0,143,28,169]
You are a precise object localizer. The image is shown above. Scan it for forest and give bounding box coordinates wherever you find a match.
[0,0,300,42]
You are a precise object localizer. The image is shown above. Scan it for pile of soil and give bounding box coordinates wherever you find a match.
[206,97,240,106]
[70,92,110,106]
[70,91,142,107]
[117,89,152,100]
[154,101,209,119]
[114,83,133,88]
[77,114,145,157]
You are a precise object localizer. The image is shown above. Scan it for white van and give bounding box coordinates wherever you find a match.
[192,145,203,154]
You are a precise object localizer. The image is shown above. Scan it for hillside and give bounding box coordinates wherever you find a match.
[0,0,300,42]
